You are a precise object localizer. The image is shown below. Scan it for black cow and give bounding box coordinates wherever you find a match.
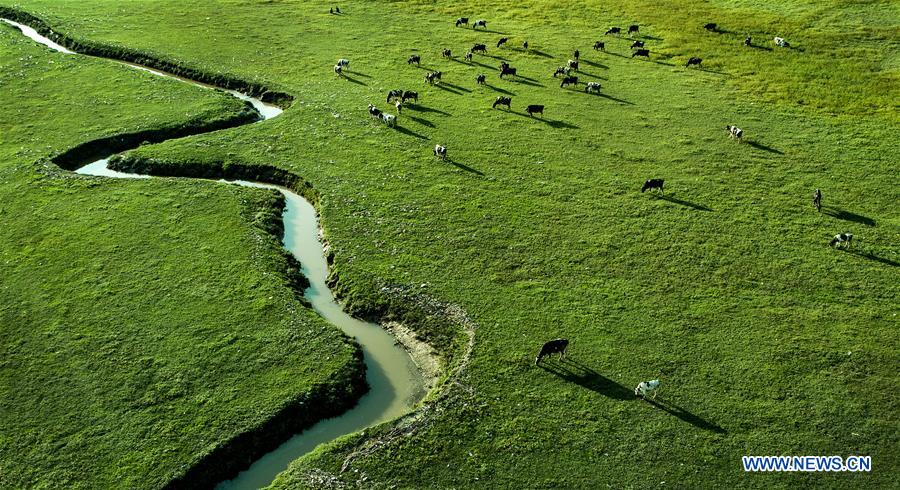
[628,24,639,35]
[744,36,752,47]
[387,89,404,103]
[476,73,486,85]
[497,37,509,47]
[492,96,512,109]
[526,104,544,117]
[573,49,580,60]
[500,66,517,78]
[407,54,421,65]
[465,51,473,62]
[472,43,487,54]
[606,27,621,35]
[401,90,418,103]
[813,189,822,212]
[632,49,650,58]
[593,41,605,51]
[704,23,717,31]
[641,179,664,194]
[499,61,510,71]
[473,19,487,29]
[523,40,529,50]
[560,76,578,88]
[686,57,702,68]
[631,40,645,49]
[442,48,452,59]
[455,17,469,27]
[535,339,569,365]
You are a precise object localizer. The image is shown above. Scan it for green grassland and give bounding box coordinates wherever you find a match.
[0,22,363,488]
[1,0,898,488]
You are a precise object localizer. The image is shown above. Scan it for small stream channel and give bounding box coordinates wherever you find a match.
[3,17,426,489]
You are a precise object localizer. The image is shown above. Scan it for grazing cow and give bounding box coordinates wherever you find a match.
[394,101,402,114]
[573,49,580,60]
[774,36,790,47]
[606,27,621,35]
[726,125,743,141]
[631,40,645,49]
[641,178,664,194]
[492,96,512,109]
[465,51,473,62]
[455,17,469,27]
[476,73,486,85]
[593,41,605,51]
[336,58,350,69]
[704,23,717,31]
[553,66,570,77]
[813,189,822,212]
[499,61,510,71]
[526,104,544,117]
[424,71,442,84]
[497,37,509,47]
[523,40,529,50]
[686,57,703,68]
[333,64,343,76]
[401,90,418,103]
[434,144,447,160]
[535,339,569,365]
[367,103,382,119]
[442,48,452,59]
[830,233,852,249]
[744,36,752,47]
[585,81,601,93]
[387,89,404,103]
[381,113,397,127]
[473,19,487,30]
[632,49,650,58]
[567,59,579,71]
[472,43,487,54]
[335,6,341,14]
[635,379,660,399]
[628,24,639,35]
[407,54,421,65]
[560,76,578,88]
[500,66,517,78]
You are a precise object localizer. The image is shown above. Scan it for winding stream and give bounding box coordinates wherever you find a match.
[3,17,426,489]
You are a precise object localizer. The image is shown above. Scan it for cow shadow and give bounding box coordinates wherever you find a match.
[395,125,428,140]
[842,249,899,267]
[483,53,511,61]
[596,92,635,105]
[538,359,634,400]
[655,194,712,211]
[578,71,608,81]
[509,111,578,128]
[642,34,663,41]
[446,158,484,176]
[340,75,367,86]
[413,64,436,71]
[486,84,515,96]
[407,105,450,116]
[823,207,876,227]
[605,51,630,59]
[510,77,544,88]
[434,84,465,95]
[645,398,727,434]
[747,140,784,154]
[469,59,495,70]
[525,49,554,58]
[440,82,472,93]
[350,71,373,79]
[581,59,609,69]
[748,44,774,52]
[407,115,435,128]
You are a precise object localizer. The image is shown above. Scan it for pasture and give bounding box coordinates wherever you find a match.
[1,0,897,488]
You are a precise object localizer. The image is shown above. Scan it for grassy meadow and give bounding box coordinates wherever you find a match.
[1,0,898,488]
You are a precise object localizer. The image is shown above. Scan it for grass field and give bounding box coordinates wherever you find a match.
[1,0,898,488]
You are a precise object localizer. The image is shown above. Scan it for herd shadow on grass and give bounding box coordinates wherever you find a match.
[823,207,876,227]
[539,358,726,433]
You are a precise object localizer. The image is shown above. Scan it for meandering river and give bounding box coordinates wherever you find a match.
[3,17,426,489]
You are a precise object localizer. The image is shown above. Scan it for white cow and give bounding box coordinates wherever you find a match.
[434,144,447,160]
[381,113,396,127]
[336,58,350,68]
[585,82,602,93]
[727,125,743,141]
[635,379,660,399]
[774,37,790,48]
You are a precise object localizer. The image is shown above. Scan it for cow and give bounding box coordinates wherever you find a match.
[381,113,397,127]
[442,48,452,59]
[535,339,569,365]
[407,54,421,65]
[632,49,650,58]
[523,40,529,50]
[465,51,473,62]
[830,233,852,249]
[704,23,717,31]
[686,57,702,68]
[585,81,601,93]
[434,144,447,160]
[333,64,343,76]
[606,27,621,36]
[774,36,790,47]
[560,76,578,88]
[401,90,418,103]
[387,89,404,103]
[593,41,605,51]
[573,49,580,60]
[567,59,579,71]
[394,100,402,114]
[631,40,645,49]
[497,37,509,47]
[473,19,487,29]
[500,66,517,78]
[472,43,487,54]
[726,125,743,141]
[641,179,664,194]
[336,58,350,69]
[424,71,442,84]
[367,103,382,119]
[744,36,752,47]
[476,73,486,85]
[553,66,570,77]
[492,96,512,109]
[499,61,510,71]
[628,24,639,35]
[455,17,469,27]
[813,189,822,212]
[526,104,544,117]
[635,379,660,399]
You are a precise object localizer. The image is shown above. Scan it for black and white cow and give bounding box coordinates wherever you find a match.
[455,17,469,27]
[632,49,650,58]
[381,112,397,127]
[631,40,645,49]
[560,76,578,88]
[523,40,529,50]
[535,339,569,365]
[473,19,487,30]
[442,48,452,59]
[476,73,486,85]
[465,51,473,62]
[367,103,382,119]
[726,125,743,141]
[434,144,448,160]
[585,82,601,93]
[401,90,418,103]
[744,36,752,47]
[394,100,402,114]
[606,27,621,36]
[492,96,512,109]
[424,71,442,84]
[593,41,605,51]
[333,64,343,76]
[830,233,853,249]
[641,178,664,194]
[567,59,579,71]
[407,54,421,65]
[686,57,702,68]
[553,66,570,77]
[526,104,544,117]
[336,58,350,69]
[774,37,790,47]
[500,66,517,78]
[472,43,487,54]
[387,89,404,103]
[497,37,509,47]
[813,189,822,212]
